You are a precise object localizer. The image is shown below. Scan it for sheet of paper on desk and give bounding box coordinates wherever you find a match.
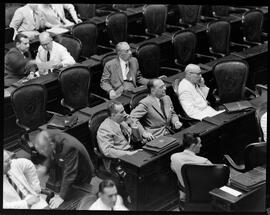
[46,27,69,35]
[37,61,54,72]
[220,186,242,197]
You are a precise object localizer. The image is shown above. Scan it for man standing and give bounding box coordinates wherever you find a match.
[3,150,48,209]
[33,129,95,209]
[177,64,223,120]
[100,42,149,99]
[130,78,182,141]
[97,101,142,158]
[9,4,45,40]
[5,33,37,87]
[35,32,75,74]
[170,133,212,201]
[89,179,128,210]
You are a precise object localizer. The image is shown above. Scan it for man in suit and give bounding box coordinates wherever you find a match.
[130,78,182,141]
[35,32,75,75]
[100,42,149,99]
[3,150,48,209]
[9,4,46,40]
[5,33,37,87]
[33,129,95,209]
[170,133,212,202]
[89,179,128,210]
[97,101,142,158]
[177,64,223,120]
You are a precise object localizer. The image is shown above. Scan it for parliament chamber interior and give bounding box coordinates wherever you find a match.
[3,3,269,212]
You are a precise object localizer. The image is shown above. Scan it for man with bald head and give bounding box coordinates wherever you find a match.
[100,41,149,99]
[177,64,223,120]
[33,129,94,209]
[35,32,75,75]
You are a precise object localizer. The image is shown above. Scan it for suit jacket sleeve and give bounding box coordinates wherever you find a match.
[5,49,30,76]
[134,58,149,86]
[97,125,129,158]
[100,62,114,93]
[59,46,76,67]
[35,46,43,64]
[130,102,148,135]
[168,97,179,126]
[59,148,79,199]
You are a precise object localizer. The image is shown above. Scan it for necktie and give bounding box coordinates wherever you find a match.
[6,174,24,199]
[47,51,50,61]
[160,99,166,119]
[125,62,131,80]
[120,124,130,141]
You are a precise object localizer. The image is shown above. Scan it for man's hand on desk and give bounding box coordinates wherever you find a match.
[49,194,64,209]
[174,121,182,130]
[127,149,143,156]
[52,62,63,70]
[142,131,155,141]
[109,90,121,100]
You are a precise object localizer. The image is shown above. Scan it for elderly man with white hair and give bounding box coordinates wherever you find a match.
[177,64,223,120]
[100,41,149,99]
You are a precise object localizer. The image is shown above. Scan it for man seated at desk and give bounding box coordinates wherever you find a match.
[170,133,212,202]
[177,64,223,120]
[5,33,37,87]
[35,32,75,75]
[89,179,128,210]
[33,129,95,209]
[97,101,142,159]
[130,78,182,141]
[3,150,48,209]
[100,42,149,99]
[38,4,82,28]
[9,4,48,40]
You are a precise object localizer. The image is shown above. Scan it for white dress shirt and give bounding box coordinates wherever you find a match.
[119,57,131,81]
[260,112,267,141]
[89,195,128,210]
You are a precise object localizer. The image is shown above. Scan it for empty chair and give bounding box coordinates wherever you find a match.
[54,34,82,62]
[224,142,266,173]
[11,84,61,152]
[241,9,268,46]
[75,4,112,21]
[136,42,181,78]
[72,22,113,59]
[181,164,230,211]
[105,12,149,47]
[212,59,256,105]
[206,20,249,58]
[212,5,248,19]
[112,4,134,12]
[58,65,106,114]
[5,27,14,43]
[172,30,216,70]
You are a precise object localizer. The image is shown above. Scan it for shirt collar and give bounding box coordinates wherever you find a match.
[183,149,195,155]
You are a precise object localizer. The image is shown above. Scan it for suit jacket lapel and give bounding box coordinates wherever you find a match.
[149,96,166,120]
[115,58,124,83]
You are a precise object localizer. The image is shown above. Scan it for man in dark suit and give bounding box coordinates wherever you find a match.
[100,41,149,99]
[33,129,95,209]
[5,33,37,87]
[130,78,183,141]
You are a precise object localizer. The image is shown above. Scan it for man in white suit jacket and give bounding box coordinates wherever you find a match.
[3,150,48,209]
[177,64,223,120]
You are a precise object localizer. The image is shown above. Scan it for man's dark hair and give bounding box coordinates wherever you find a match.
[14,33,28,44]
[147,78,159,93]
[99,179,116,193]
[107,101,122,116]
[182,133,200,149]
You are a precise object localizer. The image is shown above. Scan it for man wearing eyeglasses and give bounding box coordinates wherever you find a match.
[35,32,75,75]
[100,41,149,99]
[177,64,223,120]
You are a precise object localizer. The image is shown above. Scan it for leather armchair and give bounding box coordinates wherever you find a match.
[11,84,62,153]
[181,163,230,211]
[135,42,181,78]
[212,59,256,106]
[129,91,148,110]
[224,142,266,173]
[72,22,114,59]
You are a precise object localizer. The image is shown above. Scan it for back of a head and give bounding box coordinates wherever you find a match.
[182,132,200,149]
[184,64,200,75]
[147,78,159,94]
[99,179,116,193]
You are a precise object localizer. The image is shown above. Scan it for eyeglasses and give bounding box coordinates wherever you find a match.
[120,48,131,53]
[41,41,51,47]
[189,72,202,76]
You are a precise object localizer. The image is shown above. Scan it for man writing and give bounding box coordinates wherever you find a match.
[100,42,149,99]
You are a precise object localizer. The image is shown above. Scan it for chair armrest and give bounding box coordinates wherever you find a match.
[223,154,245,172]
[262,32,268,38]
[212,89,221,106]
[97,45,115,52]
[167,24,185,31]
[16,119,30,132]
[242,37,261,46]
[200,15,218,22]
[229,7,249,13]
[245,87,256,98]
[60,99,75,113]
[91,92,109,102]
[145,29,159,38]
[46,110,63,117]
[128,34,149,40]
[209,47,226,58]
[78,56,89,62]
[230,41,250,49]
[160,66,181,75]
[196,53,217,61]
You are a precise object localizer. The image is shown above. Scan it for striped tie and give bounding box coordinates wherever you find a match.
[6,174,24,199]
